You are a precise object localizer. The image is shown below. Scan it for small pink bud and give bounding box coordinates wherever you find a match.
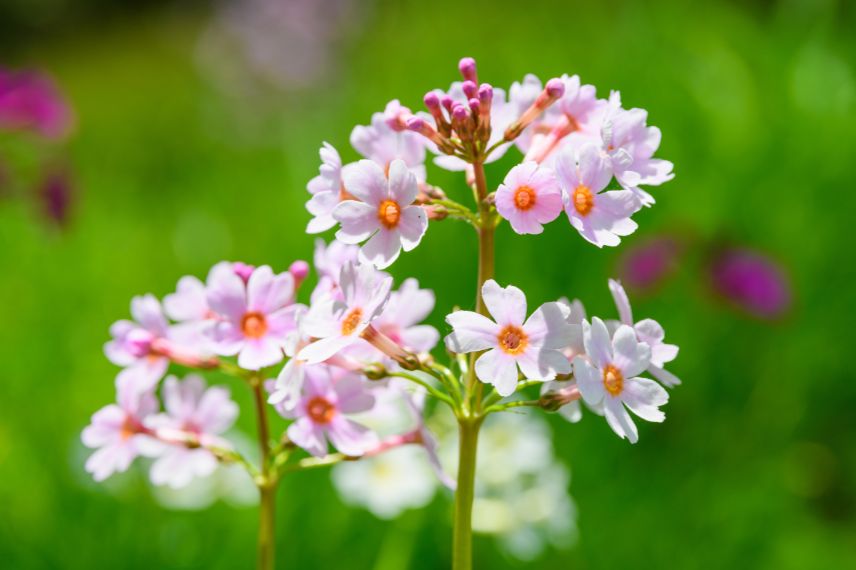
[451,104,469,121]
[546,78,565,99]
[423,91,441,109]
[462,80,478,99]
[232,262,255,283]
[458,57,478,82]
[405,115,426,131]
[288,260,310,284]
[440,95,454,113]
[468,98,480,115]
[478,83,493,104]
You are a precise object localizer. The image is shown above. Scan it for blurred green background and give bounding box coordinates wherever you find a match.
[1,0,855,567]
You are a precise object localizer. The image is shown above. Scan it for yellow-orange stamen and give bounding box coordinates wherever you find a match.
[513,185,537,211]
[307,396,336,424]
[241,312,268,339]
[602,364,624,396]
[497,325,529,355]
[573,185,594,216]
[377,199,401,229]
[341,308,363,336]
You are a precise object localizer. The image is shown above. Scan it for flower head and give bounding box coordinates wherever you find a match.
[333,159,428,269]
[206,263,300,370]
[81,376,161,481]
[573,317,668,443]
[0,67,73,139]
[298,261,392,363]
[708,247,791,319]
[555,143,642,247]
[445,280,574,396]
[350,101,428,180]
[104,294,172,392]
[146,375,239,488]
[495,161,563,235]
[285,367,378,457]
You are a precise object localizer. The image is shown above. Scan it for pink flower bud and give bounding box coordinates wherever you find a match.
[440,95,454,113]
[423,91,441,109]
[458,57,477,82]
[468,98,480,115]
[462,80,478,99]
[289,260,310,285]
[546,77,565,99]
[478,83,493,104]
[232,262,255,283]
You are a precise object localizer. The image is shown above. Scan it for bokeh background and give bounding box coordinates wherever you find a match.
[2,0,855,567]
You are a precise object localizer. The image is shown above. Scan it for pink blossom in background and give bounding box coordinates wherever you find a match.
[81,376,161,482]
[371,278,439,354]
[0,67,73,139]
[617,235,682,292]
[284,367,378,457]
[104,295,173,392]
[708,248,791,319]
[311,239,360,303]
[147,375,239,489]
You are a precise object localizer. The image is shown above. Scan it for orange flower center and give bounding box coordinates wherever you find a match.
[573,185,594,216]
[602,364,624,396]
[377,199,401,229]
[497,325,529,355]
[513,185,537,211]
[120,416,137,441]
[241,311,268,339]
[307,396,336,424]
[341,307,363,336]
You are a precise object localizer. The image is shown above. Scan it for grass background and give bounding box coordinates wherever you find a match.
[1,0,855,567]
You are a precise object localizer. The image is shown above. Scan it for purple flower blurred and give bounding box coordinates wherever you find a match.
[708,248,791,319]
[39,168,73,226]
[0,68,73,140]
[617,235,682,292]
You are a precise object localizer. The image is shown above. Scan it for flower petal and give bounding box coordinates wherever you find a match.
[481,280,526,326]
[445,311,499,353]
[474,348,519,397]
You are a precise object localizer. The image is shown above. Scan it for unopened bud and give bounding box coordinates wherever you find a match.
[462,80,478,99]
[545,77,566,99]
[363,362,388,380]
[423,91,441,110]
[288,260,310,286]
[458,57,478,83]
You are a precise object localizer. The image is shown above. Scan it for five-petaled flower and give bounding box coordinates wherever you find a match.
[333,159,428,269]
[573,317,668,443]
[495,161,564,235]
[445,280,574,396]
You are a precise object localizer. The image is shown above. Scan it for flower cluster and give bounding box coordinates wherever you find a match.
[83,56,682,568]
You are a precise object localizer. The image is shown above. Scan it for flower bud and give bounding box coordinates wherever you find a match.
[458,57,477,83]
[462,80,478,99]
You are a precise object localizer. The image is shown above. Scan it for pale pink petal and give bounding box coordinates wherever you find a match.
[612,325,651,378]
[342,159,388,206]
[206,263,247,321]
[297,335,357,364]
[608,279,634,325]
[131,295,168,336]
[334,376,376,414]
[474,348,519,397]
[247,266,294,314]
[603,398,639,443]
[164,276,208,322]
[481,280,526,326]
[387,159,419,205]
[649,364,681,388]
[577,143,612,192]
[621,377,668,423]
[524,302,573,349]
[583,318,612,369]
[359,228,402,269]
[333,201,379,244]
[516,348,570,381]
[445,311,499,353]
[327,417,378,456]
[400,325,439,352]
[397,206,427,252]
[573,356,603,405]
[287,418,328,457]
[237,336,284,370]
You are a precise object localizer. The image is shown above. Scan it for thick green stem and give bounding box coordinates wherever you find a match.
[472,161,495,316]
[452,417,482,570]
[257,483,276,570]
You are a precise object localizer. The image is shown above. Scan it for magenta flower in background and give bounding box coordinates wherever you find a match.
[147,375,239,489]
[284,367,378,457]
[0,67,73,140]
[81,376,161,482]
[708,247,791,319]
[617,235,682,292]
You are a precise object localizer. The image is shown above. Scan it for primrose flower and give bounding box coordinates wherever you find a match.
[350,100,428,181]
[81,376,161,481]
[298,261,392,363]
[608,279,680,387]
[555,143,642,247]
[305,142,345,234]
[333,158,428,269]
[147,375,239,488]
[445,280,574,396]
[574,317,668,443]
[371,278,439,353]
[206,263,300,370]
[105,294,172,392]
[285,368,378,457]
[495,161,564,235]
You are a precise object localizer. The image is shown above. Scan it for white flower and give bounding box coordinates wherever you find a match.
[574,317,668,443]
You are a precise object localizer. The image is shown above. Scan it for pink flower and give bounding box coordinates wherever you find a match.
[333,159,428,269]
[81,376,161,481]
[305,142,344,234]
[0,68,73,140]
[608,279,680,387]
[573,317,668,443]
[445,280,574,396]
[350,101,428,181]
[298,261,392,362]
[206,263,301,370]
[371,278,439,353]
[555,143,642,247]
[310,238,359,304]
[285,367,378,457]
[146,375,239,488]
[600,92,674,204]
[618,235,682,291]
[105,295,172,392]
[707,247,791,319]
[495,161,563,235]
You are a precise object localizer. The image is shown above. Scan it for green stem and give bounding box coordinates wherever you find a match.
[452,417,483,570]
[257,483,276,570]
